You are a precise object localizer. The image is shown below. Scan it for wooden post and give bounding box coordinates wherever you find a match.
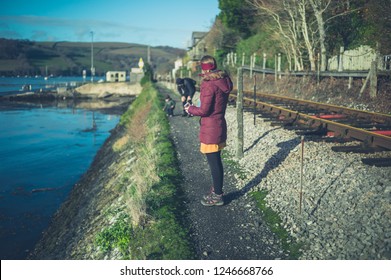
[236,67,244,159]
[348,76,353,89]
[317,52,320,85]
[278,53,281,79]
[369,60,378,98]
[338,46,344,72]
[299,136,304,214]
[253,53,257,68]
[360,70,371,97]
[275,55,277,82]
[263,53,266,80]
[242,52,245,66]
[253,74,257,126]
[250,54,253,76]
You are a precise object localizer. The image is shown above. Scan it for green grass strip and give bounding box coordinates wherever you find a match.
[95,82,195,259]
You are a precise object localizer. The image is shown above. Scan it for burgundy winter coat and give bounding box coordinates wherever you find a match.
[188,70,233,144]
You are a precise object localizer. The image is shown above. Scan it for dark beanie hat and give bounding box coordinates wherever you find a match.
[176,78,184,84]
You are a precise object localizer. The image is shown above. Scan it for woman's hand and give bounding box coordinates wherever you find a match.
[184,103,190,113]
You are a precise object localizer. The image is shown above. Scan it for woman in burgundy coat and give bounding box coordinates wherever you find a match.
[185,55,233,206]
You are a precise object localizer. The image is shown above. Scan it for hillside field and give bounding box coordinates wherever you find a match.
[0,39,186,76]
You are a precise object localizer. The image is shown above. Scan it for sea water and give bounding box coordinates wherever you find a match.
[0,103,120,259]
[0,76,92,96]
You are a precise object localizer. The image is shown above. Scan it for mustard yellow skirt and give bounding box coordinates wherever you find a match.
[200,142,226,154]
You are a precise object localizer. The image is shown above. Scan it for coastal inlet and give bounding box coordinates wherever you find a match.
[0,81,140,259]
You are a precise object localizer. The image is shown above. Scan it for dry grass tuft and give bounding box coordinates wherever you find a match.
[111,97,157,226]
[127,103,152,143]
[113,135,130,152]
[126,126,160,226]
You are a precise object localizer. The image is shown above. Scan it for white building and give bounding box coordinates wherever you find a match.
[106,71,126,82]
[172,57,183,78]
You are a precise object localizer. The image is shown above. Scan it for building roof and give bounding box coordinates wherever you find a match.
[192,31,207,40]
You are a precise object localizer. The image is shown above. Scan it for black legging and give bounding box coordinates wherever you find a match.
[205,151,224,195]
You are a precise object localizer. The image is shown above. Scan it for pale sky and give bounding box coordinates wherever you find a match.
[0,0,220,49]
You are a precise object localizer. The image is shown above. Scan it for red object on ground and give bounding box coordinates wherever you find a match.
[371,130,391,136]
[326,131,335,137]
[317,114,346,119]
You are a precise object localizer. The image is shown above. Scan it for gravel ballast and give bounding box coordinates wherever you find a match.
[224,107,391,259]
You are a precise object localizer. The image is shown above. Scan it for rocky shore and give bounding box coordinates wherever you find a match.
[74,82,142,98]
[224,106,391,259]
[0,82,141,102]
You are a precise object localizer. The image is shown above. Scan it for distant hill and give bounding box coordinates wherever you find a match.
[0,39,186,77]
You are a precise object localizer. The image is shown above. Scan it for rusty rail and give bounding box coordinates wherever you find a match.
[229,90,391,151]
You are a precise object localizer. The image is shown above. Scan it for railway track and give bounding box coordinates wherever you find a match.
[229,90,391,166]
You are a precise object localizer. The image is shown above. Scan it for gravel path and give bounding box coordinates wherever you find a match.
[157,84,287,260]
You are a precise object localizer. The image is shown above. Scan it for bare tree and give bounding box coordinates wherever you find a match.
[204,18,226,51]
[248,0,362,71]
[247,0,305,70]
[283,0,305,70]
[308,0,331,71]
[296,0,318,71]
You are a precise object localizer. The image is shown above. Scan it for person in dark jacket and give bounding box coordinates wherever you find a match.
[185,55,233,206]
[176,77,196,117]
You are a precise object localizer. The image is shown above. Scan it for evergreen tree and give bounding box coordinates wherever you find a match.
[218,0,257,39]
[365,0,391,53]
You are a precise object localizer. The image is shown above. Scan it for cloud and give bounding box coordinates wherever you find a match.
[0,15,192,47]
[31,30,53,41]
[0,15,122,31]
[0,29,22,39]
[0,15,191,33]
